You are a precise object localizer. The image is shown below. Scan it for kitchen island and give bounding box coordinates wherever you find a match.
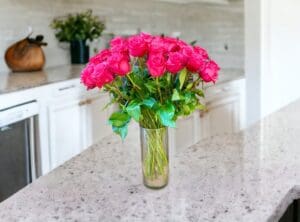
[1,99,300,221]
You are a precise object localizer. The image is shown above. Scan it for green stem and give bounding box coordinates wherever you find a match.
[105,84,129,101]
[156,78,163,103]
[192,76,201,89]
[138,58,144,69]
[127,74,141,90]
[143,128,168,179]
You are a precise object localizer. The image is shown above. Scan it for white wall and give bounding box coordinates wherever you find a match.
[245,0,300,125]
[263,0,300,116]
[245,0,261,126]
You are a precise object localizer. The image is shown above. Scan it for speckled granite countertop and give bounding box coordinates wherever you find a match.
[0,65,84,95]
[1,98,300,221]
[0,66,243,95]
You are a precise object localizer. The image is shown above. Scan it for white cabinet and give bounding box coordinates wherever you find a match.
[171,78,245,153]
[171,112,200,151]
[85,94,113,147]
[47,82,112,169]
[48,98,85,168]
[200,94,240,138]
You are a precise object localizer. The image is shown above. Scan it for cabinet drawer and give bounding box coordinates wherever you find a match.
[52,81,85,98]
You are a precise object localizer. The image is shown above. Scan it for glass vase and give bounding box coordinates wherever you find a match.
[140,127,169,189]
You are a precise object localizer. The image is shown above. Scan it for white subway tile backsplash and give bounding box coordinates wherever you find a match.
[0,0,244,72]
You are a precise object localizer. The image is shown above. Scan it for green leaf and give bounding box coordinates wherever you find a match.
[196,103,206,110]
[166,73,172,84]
[108,111,131,127]
[157,103,176,128]
[145,81,157,93]
[112,124,128,140]
[171,89,181,101]
[186,82,194,90]
[179,68,187,90]
[182,104,191,115]
[183,92,193,103]
[142,97,156,108]
[126,100,141,122]
[193,89,205,98]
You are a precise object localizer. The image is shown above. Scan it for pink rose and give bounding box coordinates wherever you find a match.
[180,45,193,64]
[147,53,166,77]
[140,32,153,43]
[110,36,128,54]
[177,39,188,48]
[107,53,131,76]
[199,60,220,83]
[194,46,209,59]
[81,64,96,89]
[149,37,166,54]
[163,37,180,52]
[128,34,148,57]
[166,52,185,74]
[184,46,208,72]
[81,62,114,89]
[186,50,206,73]
[89,49,111,64]
[93,62,114,88]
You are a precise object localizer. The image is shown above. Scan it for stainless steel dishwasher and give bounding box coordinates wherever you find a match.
[0,101,39,202]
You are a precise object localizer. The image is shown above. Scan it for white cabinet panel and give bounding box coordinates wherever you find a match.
[48,98,85,168]
[47,90,113,169]
[175,115,197,151]
[85,95,112,147]
[171,79,245,153]
[204,95,240,137]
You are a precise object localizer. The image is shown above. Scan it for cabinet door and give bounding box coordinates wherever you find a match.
[85,94,112,147]
[201,94,240,138]
[171,112,201,153]
[48,98,85,169]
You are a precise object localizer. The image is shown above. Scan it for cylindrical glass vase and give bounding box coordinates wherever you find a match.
[140,127,169,189]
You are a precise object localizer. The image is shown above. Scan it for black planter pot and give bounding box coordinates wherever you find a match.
[70,40,89,64]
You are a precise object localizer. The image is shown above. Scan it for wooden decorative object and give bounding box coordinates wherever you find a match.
[5,35,47,72]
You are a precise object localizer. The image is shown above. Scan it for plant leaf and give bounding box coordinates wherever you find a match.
[112,124,128,140]
[182,104,191,115]
[196,103,206,110]
[126,100,141,122]
[108,111,131,127]
[186,82,194,90]
[142,97,156,108]
[183,92,193,103]
[171,89,181,101]
[193,89,205,98]
[145,81,157,93]
[179,68,187,90]
[157,103,176,128]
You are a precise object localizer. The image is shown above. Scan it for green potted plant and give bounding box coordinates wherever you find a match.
[50,10,105,64]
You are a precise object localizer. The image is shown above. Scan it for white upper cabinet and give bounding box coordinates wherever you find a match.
[156,0,229,4]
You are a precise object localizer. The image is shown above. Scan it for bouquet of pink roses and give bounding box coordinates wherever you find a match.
[81,32,219,188]
[81,33,219,137]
